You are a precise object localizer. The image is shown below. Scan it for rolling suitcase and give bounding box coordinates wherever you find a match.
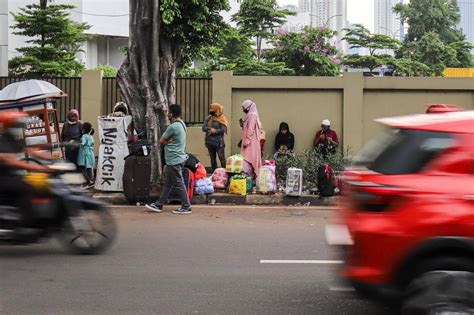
[168,167,194,204]
[123,155,151,204]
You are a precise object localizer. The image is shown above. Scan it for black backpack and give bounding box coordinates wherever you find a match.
[184,152,200,172]
[317,164,338,197]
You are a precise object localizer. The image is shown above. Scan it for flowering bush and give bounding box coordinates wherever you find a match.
[269,26,341,76]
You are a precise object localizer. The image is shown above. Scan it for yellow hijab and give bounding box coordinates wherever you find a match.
[208,103,229,133]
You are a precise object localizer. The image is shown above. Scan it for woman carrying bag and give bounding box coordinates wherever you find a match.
[202,103,229,172]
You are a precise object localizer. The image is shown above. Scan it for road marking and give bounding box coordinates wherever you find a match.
[259,260,344,264]
[329,286,355,292]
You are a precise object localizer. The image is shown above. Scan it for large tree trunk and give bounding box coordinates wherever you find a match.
[117,0,179,187]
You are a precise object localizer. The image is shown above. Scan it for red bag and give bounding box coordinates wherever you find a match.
[194,163,207,180]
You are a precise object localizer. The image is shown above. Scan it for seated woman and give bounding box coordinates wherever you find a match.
[273,122,295,159]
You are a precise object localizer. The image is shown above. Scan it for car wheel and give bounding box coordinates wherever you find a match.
[401,270,474,315]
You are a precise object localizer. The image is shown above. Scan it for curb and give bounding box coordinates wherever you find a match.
[92,192,338,207]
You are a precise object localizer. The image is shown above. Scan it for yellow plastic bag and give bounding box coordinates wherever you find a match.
[229,177,247,196]
[226,154,244,173]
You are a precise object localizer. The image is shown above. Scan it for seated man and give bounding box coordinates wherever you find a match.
[314,119,339,156]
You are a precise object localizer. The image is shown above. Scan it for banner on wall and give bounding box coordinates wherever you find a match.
[95,116,132,191]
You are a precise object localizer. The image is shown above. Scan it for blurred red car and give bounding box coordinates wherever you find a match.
[327,110,474,314]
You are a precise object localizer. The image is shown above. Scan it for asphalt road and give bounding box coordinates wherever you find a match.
[1,205,396,315]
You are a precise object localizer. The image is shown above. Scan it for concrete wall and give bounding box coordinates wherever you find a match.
[78,70,474,166]
[213,71,474,159]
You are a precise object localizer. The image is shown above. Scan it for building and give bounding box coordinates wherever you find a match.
[0,1,8,76]
[374,0,403,40]
[4,0,129,75]
[458,0,474,51]
[298,0,348,53]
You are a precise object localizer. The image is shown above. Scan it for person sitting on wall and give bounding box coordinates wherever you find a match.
[273,122,295,159]
[314,119,339,156]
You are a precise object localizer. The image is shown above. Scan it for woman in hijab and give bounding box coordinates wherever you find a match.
[202,103,229,172]
[240,100,262,179]
[274,122,295,158]
[61,109,83,166]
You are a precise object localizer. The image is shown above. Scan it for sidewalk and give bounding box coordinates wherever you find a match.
[91,191,339,207]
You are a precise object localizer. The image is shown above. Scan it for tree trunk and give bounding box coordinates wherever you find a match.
[117,0,179,187]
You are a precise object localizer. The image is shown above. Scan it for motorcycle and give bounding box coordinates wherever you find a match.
[0,162,117,254]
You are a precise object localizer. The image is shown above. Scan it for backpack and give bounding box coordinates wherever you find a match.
[184,153,200,172]
[317,164,338,197]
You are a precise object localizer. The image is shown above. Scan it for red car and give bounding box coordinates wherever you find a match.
[327,110,474,314]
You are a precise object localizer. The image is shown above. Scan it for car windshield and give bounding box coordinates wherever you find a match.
[353,128,454,175]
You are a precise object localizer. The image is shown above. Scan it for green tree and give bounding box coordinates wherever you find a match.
[117,0,229,185]
[93,65,118,77]
[343,24,401,75]
[9,0,91,77]
[394,0,473,73]
[269,27,340,76]
[231,0,295,61]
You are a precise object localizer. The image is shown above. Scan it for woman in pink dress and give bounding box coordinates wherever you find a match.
[240,100,262,179]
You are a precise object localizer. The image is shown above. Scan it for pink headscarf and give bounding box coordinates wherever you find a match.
[67,109,80,124]
[242,100,260,125]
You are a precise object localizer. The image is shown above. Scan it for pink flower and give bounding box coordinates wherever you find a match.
[304,46,310,52]
[335,59,341,64]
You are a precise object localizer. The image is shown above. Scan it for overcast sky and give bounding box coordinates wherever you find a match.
[277,0,375,30]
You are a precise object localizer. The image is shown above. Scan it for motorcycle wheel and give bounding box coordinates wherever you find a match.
[60,207,117,255]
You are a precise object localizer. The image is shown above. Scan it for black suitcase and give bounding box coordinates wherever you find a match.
[123,155,151,204]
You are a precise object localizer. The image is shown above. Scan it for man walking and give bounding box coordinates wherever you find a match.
[146,104,192,214]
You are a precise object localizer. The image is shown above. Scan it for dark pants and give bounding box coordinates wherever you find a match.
[156,164,191,209]
[65,148,79,166]
[208,146,226,172]
[0,175,36,226]
[79,166,94,184]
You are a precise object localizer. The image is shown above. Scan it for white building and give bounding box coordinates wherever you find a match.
[1,1,8,76]
[298,0,348,53]
[458,0,474,52]
[374,0,403,40]
[3,0,129,75]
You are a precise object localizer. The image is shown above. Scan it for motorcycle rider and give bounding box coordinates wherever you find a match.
[0,112,51,233]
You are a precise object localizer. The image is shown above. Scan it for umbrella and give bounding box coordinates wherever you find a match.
[0,79,66,103]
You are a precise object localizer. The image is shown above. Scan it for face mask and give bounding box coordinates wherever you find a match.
[210,111,216,116]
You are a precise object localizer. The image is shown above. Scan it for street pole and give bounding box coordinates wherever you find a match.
[324,14,343,28]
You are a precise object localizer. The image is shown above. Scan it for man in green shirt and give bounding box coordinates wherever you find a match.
[146,104,191,214]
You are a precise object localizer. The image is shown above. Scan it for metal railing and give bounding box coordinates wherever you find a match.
[102,77,212,124]
[176,78,212,125]
[0,76,81,122]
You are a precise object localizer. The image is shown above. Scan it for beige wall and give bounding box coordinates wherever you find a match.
[231,89,343,155]
[212,71,474,160]
[78,71,474,166]
[363,90,474,144]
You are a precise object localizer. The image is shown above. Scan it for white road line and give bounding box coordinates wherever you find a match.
[259,260,344,264]
[329,286,355,292]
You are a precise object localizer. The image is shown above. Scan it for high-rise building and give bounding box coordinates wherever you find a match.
[298,0,348,53]
[0,1,8,76]
[458,0,474,51]
[374,0,403,40]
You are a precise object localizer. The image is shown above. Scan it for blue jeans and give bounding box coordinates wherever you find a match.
[156,163,191,209]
